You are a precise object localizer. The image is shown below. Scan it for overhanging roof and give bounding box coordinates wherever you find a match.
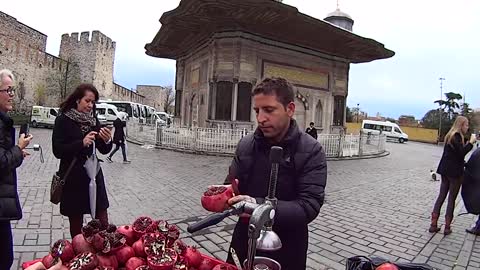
[145,0,395,63]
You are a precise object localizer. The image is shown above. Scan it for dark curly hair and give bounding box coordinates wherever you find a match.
[252,77,295,108]
[59,83,99,113]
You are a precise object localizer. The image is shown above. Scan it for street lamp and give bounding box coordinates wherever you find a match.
[356,103,360,123]
[438,77,445,141]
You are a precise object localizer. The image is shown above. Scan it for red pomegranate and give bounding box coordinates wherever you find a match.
[198,258,216,270]
[184,246,202,268]
[212,264,237,270]
[72,234,95,255]
[51,239,75,263]
[143,233,167,256]
[376,263,399,270]
[42,254,58,268]
[117,225,137,246]
[147,248,178,270]
[116,245,135,266]
[132,216,154,237]
[125,257,147,270]
[68,252,99,270]
[132,239,147,258]
[201,186,234,212]
[97,254,119,269]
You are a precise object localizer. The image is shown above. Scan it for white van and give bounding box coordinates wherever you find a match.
[361,120,409,143]
[31,106,58,128]
[95,103,128,124]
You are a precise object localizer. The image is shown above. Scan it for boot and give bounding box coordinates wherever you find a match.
[444,216,453,235]
[466,218,480,236]
[428,212,441,233]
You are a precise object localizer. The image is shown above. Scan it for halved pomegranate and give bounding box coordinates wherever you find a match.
[166,225,180,247]
[147,248,178,270]
[51,239,75,263]
[132,216,154,237]
[173,257,188,270]
[212,264,237,270]
[146,220,169,234]
[68,252,99,270]
[143,233,166,256]
[201,186,234,213]
[82,220,103,243]
[92,231,126,254]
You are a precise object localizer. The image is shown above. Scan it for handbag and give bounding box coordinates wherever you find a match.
[50,157,77,204]
[346,256,433,270]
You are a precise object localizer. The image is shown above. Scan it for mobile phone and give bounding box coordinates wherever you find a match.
[19,123,29,137]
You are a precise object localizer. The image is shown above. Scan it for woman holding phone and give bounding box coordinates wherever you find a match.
[52,83,113,238]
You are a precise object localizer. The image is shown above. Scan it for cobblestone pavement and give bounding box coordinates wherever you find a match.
[10,128,480,270]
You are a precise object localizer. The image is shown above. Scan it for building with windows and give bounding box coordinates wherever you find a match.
[145,0,394,132]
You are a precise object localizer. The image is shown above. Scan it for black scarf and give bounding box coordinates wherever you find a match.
[64,109,96,134]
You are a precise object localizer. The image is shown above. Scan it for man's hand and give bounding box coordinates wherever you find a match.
[98,127,112,143]
[83,131,97,147]
[227,195,256,206]
[17,134,33,150]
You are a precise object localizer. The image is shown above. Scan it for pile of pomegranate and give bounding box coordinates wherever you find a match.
[22,216,237,270]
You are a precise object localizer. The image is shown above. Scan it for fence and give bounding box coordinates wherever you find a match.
[126,122,387,158]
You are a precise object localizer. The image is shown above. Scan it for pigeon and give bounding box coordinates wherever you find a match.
[430,170,438,181]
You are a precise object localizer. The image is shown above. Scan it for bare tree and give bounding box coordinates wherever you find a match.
[163,86,175,114]
[47,58,80,102]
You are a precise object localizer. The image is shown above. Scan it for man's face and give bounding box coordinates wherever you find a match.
[0,76,14,112]
[253,93,295,142]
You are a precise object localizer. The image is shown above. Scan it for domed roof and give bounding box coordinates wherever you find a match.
[326,8,353,20]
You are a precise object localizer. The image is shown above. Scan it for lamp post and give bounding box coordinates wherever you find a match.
[356,103,360,123]
[438,77,445,141]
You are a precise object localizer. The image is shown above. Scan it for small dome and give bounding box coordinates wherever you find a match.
[326,8,353,21]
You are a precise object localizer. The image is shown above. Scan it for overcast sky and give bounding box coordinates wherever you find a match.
[3,0,479,119]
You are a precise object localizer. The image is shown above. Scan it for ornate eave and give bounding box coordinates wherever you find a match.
[145,0,394,64]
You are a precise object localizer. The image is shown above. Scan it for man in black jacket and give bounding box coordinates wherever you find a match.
[222,77,327,270]
[0,69,33,269]
[306,121,318,139]
[106,117,130,163]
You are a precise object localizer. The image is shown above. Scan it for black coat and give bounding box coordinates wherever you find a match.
[224,120,327,270]
[462,147,480,214]
[52,114,112,216]
[437,133,473,178]
[112,118,126,144]
[0,112,23,221]
[306,127,318,139]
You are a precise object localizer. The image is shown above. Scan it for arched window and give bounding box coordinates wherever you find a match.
[315,100,323,127]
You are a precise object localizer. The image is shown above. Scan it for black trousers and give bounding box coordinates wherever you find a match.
[109,142,127,161]
[0,221,13,270]
[433,175,463,218]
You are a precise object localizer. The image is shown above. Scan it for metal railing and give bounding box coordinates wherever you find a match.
[126,122,387,158]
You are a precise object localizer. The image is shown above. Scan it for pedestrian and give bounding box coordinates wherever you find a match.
[214,77,327,270]
[305,121,318,139]
[463,147,480,235]
[106,117,130,163]
[429,116,476,235]
[52,83,113,238]
[0,69,33,269]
